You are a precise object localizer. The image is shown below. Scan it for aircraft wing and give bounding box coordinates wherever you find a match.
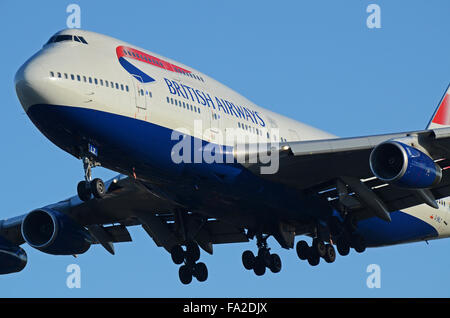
[245,127,450,222]
[0,174,248,255]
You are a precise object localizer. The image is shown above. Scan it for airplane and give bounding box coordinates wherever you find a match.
[2,28,450,284]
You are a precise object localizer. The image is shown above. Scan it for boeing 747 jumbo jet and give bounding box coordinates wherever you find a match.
[3,29,450,284]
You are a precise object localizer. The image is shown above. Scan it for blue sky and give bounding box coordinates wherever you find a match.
[0,0,449,297]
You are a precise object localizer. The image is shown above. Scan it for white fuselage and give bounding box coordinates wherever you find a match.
[14,29,450,245]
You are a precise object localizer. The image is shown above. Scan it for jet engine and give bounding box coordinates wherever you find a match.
[369,141,442,189]
[21,209,92,255]
[0,236,27,274]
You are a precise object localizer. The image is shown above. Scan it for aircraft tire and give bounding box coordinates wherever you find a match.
[296,240,309,260]
[336,237,350,256]
[253,256,266,276]
[323,244,336,263]
[312,239,327,258]
[307,249,320,266]
[77,181,91,202]
[170,245,185,265]
[185,241,200,263]
[91,178,106,199]
[242,250,255,270]
[269,254,282,273]
[351,234,366,253]
[179,265,193,285]
[193,262,208,282]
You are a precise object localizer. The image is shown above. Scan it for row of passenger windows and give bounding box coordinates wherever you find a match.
[238,122,263,136]
[50,71,130,92]
[237,122,287,142]
[166,96,201,114]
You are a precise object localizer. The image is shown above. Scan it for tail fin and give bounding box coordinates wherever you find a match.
[427,84,450,129]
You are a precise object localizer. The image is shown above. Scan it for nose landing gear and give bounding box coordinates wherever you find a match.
[77,157,105,202]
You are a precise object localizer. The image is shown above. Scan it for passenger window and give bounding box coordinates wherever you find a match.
[115,83,119,89]
[100,79,103,86]
[50,71,54,77]
[64,73,68,79]
[94,78,98,85]
[57,72,61,78]
[77,75,81,81]
[105,80,109,87]
[126,85,129,92]
[83,76,86,82]
[71,74,75,80]
[121,84,124,91]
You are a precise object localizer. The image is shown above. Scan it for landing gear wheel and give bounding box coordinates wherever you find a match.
[258,248,272,268]
[351,234,366,253]
[253,256,266,276]
[242,250,256,270]
[307,249,320,266]
[193,262,208,282]
[185,241,200,263]
[313,239,327,258]
[77,181,91,202]
[269,254,282,273]
[296,240,309,260]
[170,245,185,265]
[91,178,106,199]
[336,237,350,256]
[323,244,336,263]
[179,265,193,285]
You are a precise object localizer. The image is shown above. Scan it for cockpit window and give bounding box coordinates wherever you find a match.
[54,35,73,42]
[79,36,88,44]
[44,34,88,46]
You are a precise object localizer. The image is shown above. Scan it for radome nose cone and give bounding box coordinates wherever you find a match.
[15,57,46,112]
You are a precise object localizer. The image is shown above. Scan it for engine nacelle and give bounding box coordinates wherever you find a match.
[0,236,27,274]
[21,209,92,255]
[369,141,442,189]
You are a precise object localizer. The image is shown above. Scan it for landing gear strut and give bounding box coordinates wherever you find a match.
[77,157,105,202]
[241,234,282,276]
[171,241,208,285]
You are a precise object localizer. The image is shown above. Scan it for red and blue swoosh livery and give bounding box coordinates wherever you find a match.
[116,46,192,83]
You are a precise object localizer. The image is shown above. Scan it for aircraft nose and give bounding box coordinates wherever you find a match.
[15,55,47,113]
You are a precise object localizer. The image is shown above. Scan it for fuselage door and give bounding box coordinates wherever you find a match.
[131,75,147,110]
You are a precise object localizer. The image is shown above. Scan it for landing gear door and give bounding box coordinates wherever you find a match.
[131,75,147,110]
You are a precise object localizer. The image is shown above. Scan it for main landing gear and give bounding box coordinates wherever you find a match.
[77,157,106,202]
[170,241,208,285]
[295,216,367,266]
[241,234,282,276]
